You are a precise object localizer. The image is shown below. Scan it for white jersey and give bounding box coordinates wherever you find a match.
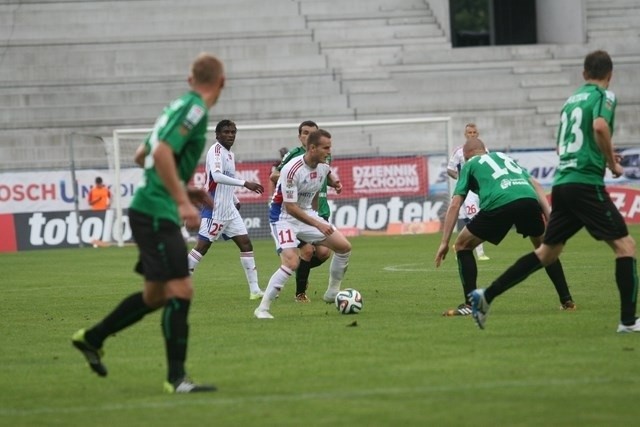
[448,145,484,220]
[447,146,465,174]
[203,141,240,221]
[275,155,331,222]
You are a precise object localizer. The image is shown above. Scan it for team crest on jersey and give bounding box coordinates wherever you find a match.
[184,105,205,129]
[310,171,317,179]
[286,179,294,187]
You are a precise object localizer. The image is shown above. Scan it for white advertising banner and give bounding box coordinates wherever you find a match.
[0,169,142,214]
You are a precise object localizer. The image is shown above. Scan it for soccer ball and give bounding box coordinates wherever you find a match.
[335,289,363,314]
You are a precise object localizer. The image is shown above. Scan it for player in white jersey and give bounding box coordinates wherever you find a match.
[187,120,265,299]
[255,129,350,319]
[447,123,489,262]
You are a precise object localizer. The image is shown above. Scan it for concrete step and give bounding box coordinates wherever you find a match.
[308,15,436,29]
[299,0,429,14]
[0,54,328,83]
[0,79,342,108]
[0,95,352,130]
[312,24,443,42]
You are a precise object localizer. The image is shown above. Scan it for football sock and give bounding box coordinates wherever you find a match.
[475,243,486,257]
[485,252,543,304]
[296,258,312,295]
[544,259,572,303]
[328,251,351,292]
[309,254,325,268]
[259,265,292,310]
[240,251,261,294]
[456,250,477,304]
[85,292,155,348]
[187,249,203,274]
[616,257,638,325]
[163,298,190,384]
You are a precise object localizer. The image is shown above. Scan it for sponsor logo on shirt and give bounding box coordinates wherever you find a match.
[183,105,205,129]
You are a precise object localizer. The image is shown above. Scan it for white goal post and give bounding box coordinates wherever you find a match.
[111,117,453,247]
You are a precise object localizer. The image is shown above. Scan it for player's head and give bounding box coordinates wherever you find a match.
[464,123,479,139]
[583,50,612,86]
[306,129,332,165]
[188,53,225,108]
[298,120,319,149]
[215,119,237,149]
[463,137,487,161]
[95,177,103,186]
[279,147,289,158]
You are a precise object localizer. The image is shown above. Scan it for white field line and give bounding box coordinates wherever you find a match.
[0,376,627,417]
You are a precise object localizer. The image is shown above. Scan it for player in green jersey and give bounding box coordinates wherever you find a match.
[269,120,332,302]
[470,50,638,332]
[436,138,575,315]
[72,53,226,392]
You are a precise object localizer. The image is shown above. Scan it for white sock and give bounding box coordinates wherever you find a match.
[475,244,486,257]
[258,265,292,311]
[240,251,261,293]
[327,251,351,293]
[187,249,203,274]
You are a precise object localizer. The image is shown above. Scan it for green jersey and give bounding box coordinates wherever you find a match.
[277,146,332,218]
[130,91,209,224]
[455,152,537,212]
[554,83,617,186]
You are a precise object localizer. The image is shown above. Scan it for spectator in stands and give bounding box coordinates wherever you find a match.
[436,138,575,317]
[270,121,331,302]
[88,176,111,211]
[469,50,639,332]
[187,119,265,300]
[447,123,489,262]
[72,53,226,393]
[256,129,347,319]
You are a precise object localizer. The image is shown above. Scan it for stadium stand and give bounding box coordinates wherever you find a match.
[0,0,639,170]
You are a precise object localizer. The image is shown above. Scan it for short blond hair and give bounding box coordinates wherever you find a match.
[190,53,224,85]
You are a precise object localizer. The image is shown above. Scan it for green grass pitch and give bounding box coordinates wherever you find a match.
[1,226,639,426]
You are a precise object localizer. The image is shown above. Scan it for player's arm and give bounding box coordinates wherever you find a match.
[211,171,263,193]
[153,141,199,228]
[435,194,464,267]
[446,168,458,180]
[529,177,551,220]
[594,117,622,178]
[134,143,147,167]
[270,170,280,185]
[327,172,342,193]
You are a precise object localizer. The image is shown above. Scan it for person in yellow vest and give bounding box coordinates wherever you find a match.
[88,176,111,210]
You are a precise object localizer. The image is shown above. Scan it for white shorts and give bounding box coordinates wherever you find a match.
[460,191,480,220]
[198,215,247,242]
[270,214,333,252]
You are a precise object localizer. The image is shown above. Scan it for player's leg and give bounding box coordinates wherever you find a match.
[227,217,263,299]
[607,236,639,332]
[316,230,352,302]
[295,242,314,302]
[254,222,299,318]
[451,227,485,309]
[72,209,162,377]
[464,192,489,260]
[528,234,575,309]
[187,217,218,273]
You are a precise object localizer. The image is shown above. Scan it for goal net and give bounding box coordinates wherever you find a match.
[110,117,453,246]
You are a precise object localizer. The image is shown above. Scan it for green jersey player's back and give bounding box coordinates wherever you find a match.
[455,152,537,212]
[277,146,332,219]
[130,91,209,224]
[554,83,616,186]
